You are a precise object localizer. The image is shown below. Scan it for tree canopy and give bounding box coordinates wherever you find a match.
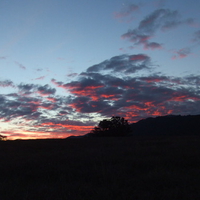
[90,116,131,137]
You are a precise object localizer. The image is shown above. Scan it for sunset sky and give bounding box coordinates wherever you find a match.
[0,0,200,140]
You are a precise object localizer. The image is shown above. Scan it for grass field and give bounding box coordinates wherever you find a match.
[0,136,200,200]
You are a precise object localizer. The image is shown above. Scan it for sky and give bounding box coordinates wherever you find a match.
[0,0,200,140]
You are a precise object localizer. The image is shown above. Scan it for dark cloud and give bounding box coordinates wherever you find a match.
[0,80,14,88]
[52,77,104,101]
[0,92,59,123]
[138,9,177,32]
[0,99,32,122]
[18,83,56,96]
[0,82,59,128]
[36,68,43,71]
[86,54,150,74]
[37,85,56,96]
[184,75,200,85]
[122,9,194,49]
[18,83,36,93]
[0,95,6,104]
[144,42,162,50]
[50,64,200,123]
[58,111,68,115]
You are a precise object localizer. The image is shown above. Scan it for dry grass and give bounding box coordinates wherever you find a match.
[0,136,200,199]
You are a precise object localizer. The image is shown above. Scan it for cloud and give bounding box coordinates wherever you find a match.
[67,73,78,78]
[86,54,150,74]
[52,77,105,101]
[36,68,43,71]
[51,61,200,123]
[17,83,56,96]
[0,97,36,122]
[0,90,61,124]
[37,85,56,96]
[0,83,58,123]
[34,76,45,80]
[121,9,194,49]
[171,48,191,60]
[15,61,26,70]
[17,83,39,97]
[0,80,14,88]
[144,42,163,50]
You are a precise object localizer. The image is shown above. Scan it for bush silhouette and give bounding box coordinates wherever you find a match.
[0,134,7,141]
[90,116,131,137]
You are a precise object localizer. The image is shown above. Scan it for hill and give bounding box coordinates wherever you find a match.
[130,114,200,136]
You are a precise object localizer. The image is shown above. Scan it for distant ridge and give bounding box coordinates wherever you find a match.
[130,114,200,136]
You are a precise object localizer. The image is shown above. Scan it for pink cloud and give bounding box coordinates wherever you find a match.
[46,97,57,102]
[144,42,163,50]
[67,73,78,78]
[129,54,149,61]
[171,48,191,60]
[34,76,45,80]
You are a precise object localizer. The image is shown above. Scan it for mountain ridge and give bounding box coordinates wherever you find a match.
[130,114,200,136]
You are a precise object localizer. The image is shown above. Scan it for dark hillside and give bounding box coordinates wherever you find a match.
[130,115,200,136]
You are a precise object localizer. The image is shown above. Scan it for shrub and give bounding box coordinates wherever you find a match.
[0,134,7,141]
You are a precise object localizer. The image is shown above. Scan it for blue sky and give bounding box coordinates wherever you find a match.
[0,0,200,139]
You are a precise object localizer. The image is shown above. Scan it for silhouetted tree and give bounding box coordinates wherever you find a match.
[0,134,7,141]
[90,116,131,137]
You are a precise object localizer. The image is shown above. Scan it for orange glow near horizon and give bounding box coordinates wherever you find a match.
[38,122,94,132]
[4,129,86,140]
[3,130,52,140]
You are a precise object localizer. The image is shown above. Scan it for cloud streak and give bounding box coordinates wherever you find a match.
[15,61,26,70]
[121,9,195,50]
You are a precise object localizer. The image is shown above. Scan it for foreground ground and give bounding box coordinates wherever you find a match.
[0,136,200,200]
